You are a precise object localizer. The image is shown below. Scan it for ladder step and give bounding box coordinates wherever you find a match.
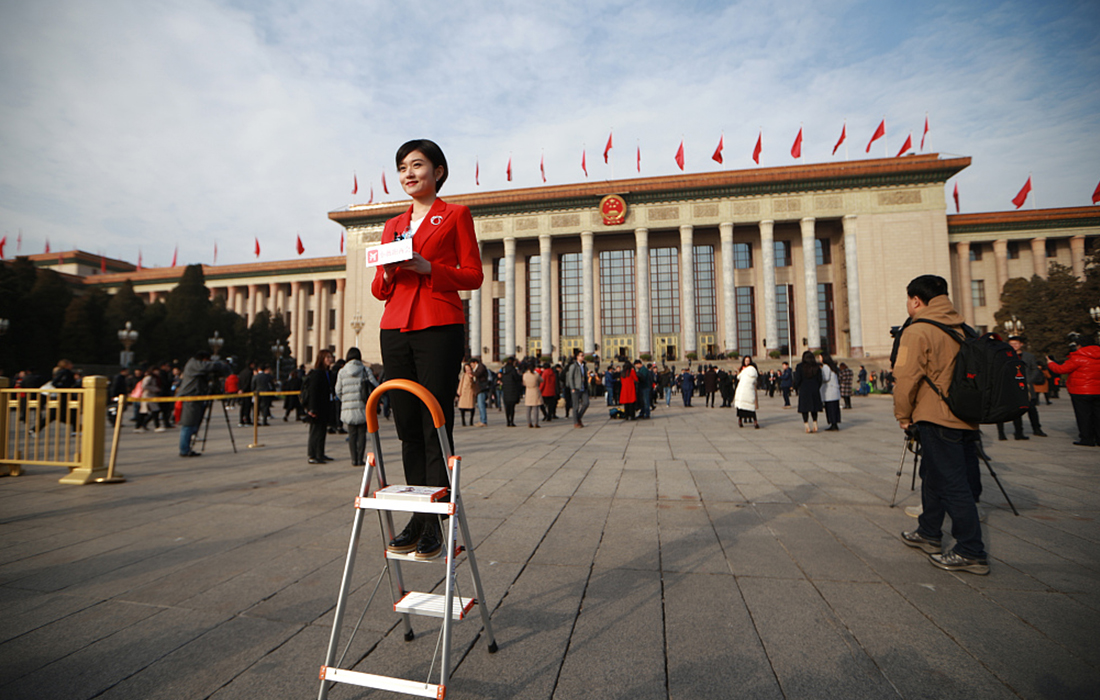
[320,666,442,698]
[396,591,476,620]
[356,496,455,515]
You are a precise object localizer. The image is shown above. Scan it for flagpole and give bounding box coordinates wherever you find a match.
[1031,172,1036,210]
[610,127,615,181]
[883,115,888,158]
[845,118,849,161]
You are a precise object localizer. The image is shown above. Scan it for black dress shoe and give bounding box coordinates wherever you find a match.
[1033,430,1047,437]
[1014,434,1029,441]
[388,516,424,554]
[415,519,443,560]
[1073,441,1097,447]
[308,458,321,464]
[179,451,202,457]
[321,455,335,461]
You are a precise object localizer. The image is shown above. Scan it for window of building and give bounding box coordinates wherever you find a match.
[815,238,832,266]
[599,250,635,336]
[969,244,983,261]
[971,279,986,308]
[735,286,756,357]
[1045,239,1058,258]
[492,257,506,282]
[492,297,506,361]
[818,283,836,354]
[559,253,582,338]
[694,245,717,334]
[733,242,752,269]
[307,309,314,331]
[775,284,795,355]
[328,308,336,331]
[1007,241,1020,259]
[526,255,541,339]
[650,247,680,334]
[774,240,791,267]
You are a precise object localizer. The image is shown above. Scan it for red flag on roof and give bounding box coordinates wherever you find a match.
[920,115,930,151]
[712,135,724,164]
[171,246,177,267]
[352,173,358,195]
[101,253,107,272]
[674,140,685,171]
[368,184,374,204]
[896,132,913,157]
[0,235,5,259]
[506,156,512,182]
[1092,179,1100,205]
[866,119,885,153]
[296,235,305,256]
[791,127,803,159]
[254,237,261,258]
[603,131,613,164]
[581,149,588,177]
[137,249,142,270]
[636,144,641,172]
[752,132,762,164]
[1012,177,1032,209]
[832,123,846,156]
[214,242,218,265]
[45,239,50,254]
[58,251,63,266]
[540,153,546,183]
[953,182,960,213]
[382,171,389,194]
[475,159,479,186]
[340,230,344,254]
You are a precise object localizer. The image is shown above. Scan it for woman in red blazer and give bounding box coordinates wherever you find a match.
[372,139,484,560]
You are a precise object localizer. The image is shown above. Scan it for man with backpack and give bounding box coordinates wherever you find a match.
[893,274,989,575]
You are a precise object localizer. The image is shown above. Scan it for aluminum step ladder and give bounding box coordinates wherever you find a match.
[318,379,497,700]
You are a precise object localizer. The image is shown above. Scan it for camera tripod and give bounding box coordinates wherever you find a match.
[890,426,1019,516]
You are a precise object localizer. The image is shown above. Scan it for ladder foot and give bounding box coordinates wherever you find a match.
[488,641,498,654]
[404,629,416,642]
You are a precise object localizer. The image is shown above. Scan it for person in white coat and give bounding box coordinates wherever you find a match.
[336,347,379,466]
[734,356,760,429]
[819,351,842,431]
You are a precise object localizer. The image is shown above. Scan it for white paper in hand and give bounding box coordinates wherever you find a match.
[364,237,413,268]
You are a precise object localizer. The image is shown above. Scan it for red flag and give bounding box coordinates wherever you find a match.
[506,156,512,182]
[16,231,22,252]
[832,123,846,156]
[352,173,358,195]
[382,171,389,194]
[340,230,344,254]
[540,153,546,183]
[953,182,960,213]
[45,239,50,254]
[866,119,885,153]
[475,159,480,186]
[214,242,218,264]
[603,131,613,164]
[137,249,142,270]
[712,135,724,164]
[0,235,5,259]
[368,184,374,204]
[895,132,913,158]
[920,115,929,151]
[254,237,261,258]
[1092,179,1100,205]
[1012,177,1032,209]
[636,144,641,173]
[752,132,762,164]
[581,150,588,177]
[791,127,803,159]
[58,251,63,266]
[674,140,685,171]
[101,253,106,272]
[296,235,305,256]
[171,246,177,267]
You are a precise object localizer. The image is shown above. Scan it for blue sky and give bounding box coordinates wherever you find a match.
[1,0,1097,267]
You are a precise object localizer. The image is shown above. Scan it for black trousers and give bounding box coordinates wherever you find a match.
[347,422,367,465]
[308,420,327,459]
[381,325,464,489]
[1070,394,1100,445]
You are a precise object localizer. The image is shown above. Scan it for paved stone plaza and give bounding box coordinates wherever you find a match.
[1,392,1098,699]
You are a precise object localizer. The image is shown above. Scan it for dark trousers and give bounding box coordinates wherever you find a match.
[307,420,327,460]
[504,401,517,426]
[381,325,464,489]
[572,390,589,424]
[541,395,556,421]
[347,422,367,465]
[239,396,253,424]
[997,398,1041,437]
[916,422,986,560]
[781,387,791,406]
[1070,394,1100,445]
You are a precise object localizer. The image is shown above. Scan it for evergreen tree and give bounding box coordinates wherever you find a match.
[60,289,111,363]
[23,268,73,372]
[163,265,213,358]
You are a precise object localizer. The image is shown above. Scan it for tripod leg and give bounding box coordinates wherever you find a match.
[222,400,238,453]
[890,437,910,507]
[980,453,1020,516]
[200,400,213,452]
[910,449,919,492]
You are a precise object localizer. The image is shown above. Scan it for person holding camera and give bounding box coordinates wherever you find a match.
[893,275,989,575]
[1047,334,1100,447]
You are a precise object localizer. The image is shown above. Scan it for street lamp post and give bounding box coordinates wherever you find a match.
[271,341,286,386]
[350,312,364,348]
[208,331,224,360]
[1003,316,1024,337]
[1090,306,1100,342]
[117,321,138,367]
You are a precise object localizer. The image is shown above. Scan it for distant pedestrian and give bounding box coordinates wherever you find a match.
[734,356,760,428]
[1047,335,1100,447]
[457,363,476,426]
[303,349,336,464]
[523,362,543,428]
[336,348,377,466]
[839,362,853,409]
[779,362,793,408]
[820,351,842,431]
[793,351,823,432]
[565,349,590,428]
[499,357,522,427]
[175,351,228,457]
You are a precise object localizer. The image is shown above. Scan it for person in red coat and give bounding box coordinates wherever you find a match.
[539,363,558,421]
[1047,335,1100,447]
[619,363,638,420]
[372,139,484,560]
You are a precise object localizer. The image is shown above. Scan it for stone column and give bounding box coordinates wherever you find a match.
[719,222,737,353]
[539,234,553,358]
[267,282,278,315]
[319,280,332,353]
[759,220,778,355]
[992,239,1009,296]
[581,231,595,354]
[843,215,864,356]
[801,217,820,350]
[335,278,346,356]
[680,225,696,355]
[1031,238,1047,278]
[955,241,973,327]
[635,227,651,356]
[1071,235,1086,279]
[247,284,259,325]
[504,237,516,358]
[275,283,287,319]
[148,290,160,304]
[308,280,321,360]
[469,244,483,358]
[290,281,303,362]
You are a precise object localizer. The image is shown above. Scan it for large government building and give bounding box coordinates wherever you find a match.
[37,154,1100,366]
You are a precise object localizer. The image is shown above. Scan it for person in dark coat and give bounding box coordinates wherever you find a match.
[303,349,336,463]
[499,357,523,427]
[718,368,734,407]
[792,351,824,432]
[679,368,695,406]
[175,351,228,456]
[283,369,304,421]
[703,366,718,407]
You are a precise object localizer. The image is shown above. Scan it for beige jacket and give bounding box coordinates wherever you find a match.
[892,295,978,431]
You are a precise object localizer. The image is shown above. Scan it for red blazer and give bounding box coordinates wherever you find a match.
[371,199,484,332]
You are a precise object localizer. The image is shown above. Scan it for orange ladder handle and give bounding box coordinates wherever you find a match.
[365,379,446,434]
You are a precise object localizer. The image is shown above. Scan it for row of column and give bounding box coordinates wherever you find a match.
[955,234,1087,326]
[469,216,863,359]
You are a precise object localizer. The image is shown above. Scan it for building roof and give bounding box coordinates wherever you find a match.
[948,206,1100,234]
[329,153,973,225]
[83,256,347,288]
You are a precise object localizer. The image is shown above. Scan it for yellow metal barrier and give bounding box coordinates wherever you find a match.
[0,376,111,484]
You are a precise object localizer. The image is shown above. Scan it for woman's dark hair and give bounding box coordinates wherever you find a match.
[346,347,362,362]
[799,350,821,379]
[314,348,334,370]
[395,139,448,192]
[820,350,839,374]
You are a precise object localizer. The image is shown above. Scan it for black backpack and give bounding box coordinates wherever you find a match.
[912,319,1031,424]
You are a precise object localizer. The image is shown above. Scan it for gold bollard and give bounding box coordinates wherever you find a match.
[0,376,19,477]
[248,390,263,448]
[60,376,120,485]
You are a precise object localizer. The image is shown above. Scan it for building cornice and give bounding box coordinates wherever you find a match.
[84,256,347,288]
[329,154,971,226]
[948,206,1100,235]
